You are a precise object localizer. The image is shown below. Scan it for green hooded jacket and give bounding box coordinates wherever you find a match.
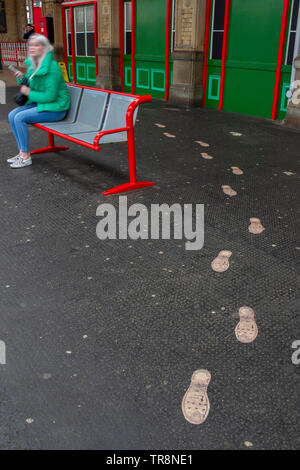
[17,51,71,113]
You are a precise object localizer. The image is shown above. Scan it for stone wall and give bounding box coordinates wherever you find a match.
[0,0,23,41]
[169,0,207,107]
[284,56,300,130]
[42,0,65,60]
[96,0,121,90]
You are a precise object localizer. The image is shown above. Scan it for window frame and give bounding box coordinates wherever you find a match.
[72,5,95,58]
[124,1,132,56]
[285,0,300,65]
[209,0,226,60]
[171,0,176,52]
[65,8,72,57]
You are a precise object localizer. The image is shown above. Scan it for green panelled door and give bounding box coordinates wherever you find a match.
[66,5,96,87]
[206,0,296,119]
[123,0,173,98]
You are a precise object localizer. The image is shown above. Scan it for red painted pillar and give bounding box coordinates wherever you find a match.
[219,0,231,110]
[32,1,48,37]
[131,0,135,94]
[164,0,172,101]
[203,0,212,107]
[272,0,290,120]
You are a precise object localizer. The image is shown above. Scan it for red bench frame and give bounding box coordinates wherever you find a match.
[30,83,155,196]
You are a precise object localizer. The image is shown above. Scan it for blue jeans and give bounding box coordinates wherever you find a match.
[8,103,67,153]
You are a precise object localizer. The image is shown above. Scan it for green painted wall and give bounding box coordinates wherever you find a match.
[206,0,293,119]
[123,0,173,98]
[67,56,96,86]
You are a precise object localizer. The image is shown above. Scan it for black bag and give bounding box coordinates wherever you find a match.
[14,77,29,106]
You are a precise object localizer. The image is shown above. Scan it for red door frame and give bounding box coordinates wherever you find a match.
[61,0,98,84]
[219,0,231,110]
[272,0,290,120]
[164,0,172,101]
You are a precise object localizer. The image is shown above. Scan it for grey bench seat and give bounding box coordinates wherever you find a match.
[38,88,137,145]
[40,88,108,133]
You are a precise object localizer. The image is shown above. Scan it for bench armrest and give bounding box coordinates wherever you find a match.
[93,127,129,146]
[93,94,152,147]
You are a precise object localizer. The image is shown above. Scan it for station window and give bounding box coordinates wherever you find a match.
[171,0,176,52]
[66,8,72,56]
[210,0,226,60]
[285,0,300,65]
[74,5,95,57]
[124,1,132,55]
[86,5,95,57]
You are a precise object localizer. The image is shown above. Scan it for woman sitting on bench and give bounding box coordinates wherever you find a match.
[8,34,71,168]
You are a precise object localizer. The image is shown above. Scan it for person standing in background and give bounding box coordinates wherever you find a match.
[23,24,35,40]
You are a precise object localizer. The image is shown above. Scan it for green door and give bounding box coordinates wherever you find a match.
[122,0,174,98]
[205,0,299,119]
[65,5,96,87]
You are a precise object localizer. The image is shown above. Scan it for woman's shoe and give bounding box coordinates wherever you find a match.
[7,154,20,163]
[10,156,32,168]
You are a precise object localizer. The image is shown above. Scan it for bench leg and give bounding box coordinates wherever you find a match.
[102,129,155,196]
[30,133,70,156]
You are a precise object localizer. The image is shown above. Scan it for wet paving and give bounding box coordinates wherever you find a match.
[0,82,299,449]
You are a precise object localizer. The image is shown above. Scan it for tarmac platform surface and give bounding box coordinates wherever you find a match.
[0,79,299,450]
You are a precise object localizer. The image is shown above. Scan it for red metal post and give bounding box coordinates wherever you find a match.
[164,0,172,101]
[48,133,54,147]
[62,6,68,68]
[219,0,231,110]
[131,0,135,94]
[70,6,76,83]
[202,0,212,107]
[272,0,290,120]
[94,1,98,77]
[102,95,155,196]
[30,132,69,155]
[120,0,124,92]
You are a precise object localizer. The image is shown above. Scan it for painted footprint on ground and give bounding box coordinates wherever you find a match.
[249,217,265,234]
[235,306,258,343]
[163,132,176,138]
[201,153,213,160]
[222,185,237,197]
[231,166,243,175]
[230,131,243,136]
[155,123,166,128]
[195,141,210,147]
[182,369,211,425]
[211,250,232,272]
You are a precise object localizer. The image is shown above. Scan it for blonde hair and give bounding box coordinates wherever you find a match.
[27,34,54,79]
